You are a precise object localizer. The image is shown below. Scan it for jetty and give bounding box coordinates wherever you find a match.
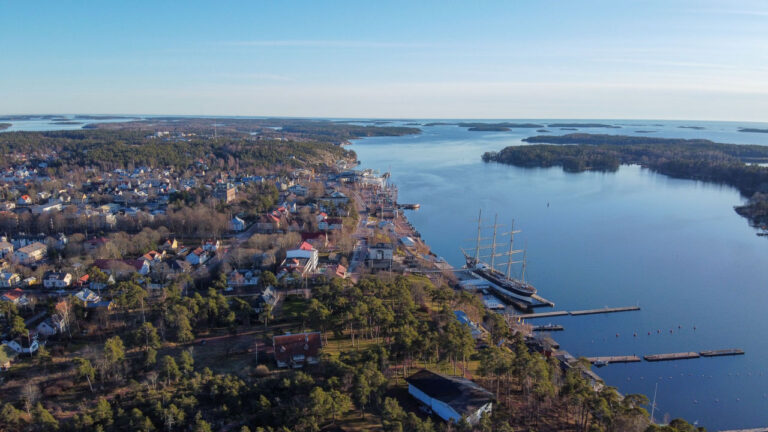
[644,352,700,362]
[586,355,641,364]
[515,305,640,319]
[530,294,555,307]
[700,349,745,357]
[570,306,640,316]
[517,311,569,319]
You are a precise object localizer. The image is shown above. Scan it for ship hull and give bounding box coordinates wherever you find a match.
[468,265,536,304]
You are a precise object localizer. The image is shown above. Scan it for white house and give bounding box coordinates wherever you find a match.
[74,288,101,304]
[43,272,73,289]
[406,369,494,425]
[230,216,246,232]
[13,242,47,264]
[280,242,318,277]
[36,316,66,337]
[2,337,39,355]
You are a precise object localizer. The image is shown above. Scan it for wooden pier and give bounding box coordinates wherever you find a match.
[570,306,640,316]
[700,349,745,357]
[644,352,700,362]
[586,355,641,364]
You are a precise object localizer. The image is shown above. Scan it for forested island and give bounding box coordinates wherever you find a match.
[483,133,768,228]
[546,123,620,128]
[0,123,11,131]
[739,128,768,134]
[460,122,544,130]
[85,117,420,144]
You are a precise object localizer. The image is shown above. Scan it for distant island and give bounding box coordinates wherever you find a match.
[460,122,544,130]
[679,125,706,130]
[739,128,768,134]
[482,133,768,228]
[547,123,620,128]
[83,117,421,144]
[52,121,83,125]
[0,123,10,131]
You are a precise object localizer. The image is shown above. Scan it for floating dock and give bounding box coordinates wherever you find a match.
[533,324,564,332]
[700,349,745,357]
[586,355,641,364]
[516,305,640,319]
[570,306,641,316]
[517,311,569,319]
[644,352,700,362]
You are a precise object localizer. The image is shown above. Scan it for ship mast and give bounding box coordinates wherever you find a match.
[521,249,527,283]
[473,209,482,262]
[489,214,498,269]
[505,219,521,278]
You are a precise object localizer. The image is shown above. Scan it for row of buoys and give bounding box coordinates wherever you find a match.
[610,325,697,338]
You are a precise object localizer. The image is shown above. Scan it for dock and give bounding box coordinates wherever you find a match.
[533,324,564,332]
[515,305,640,319]
[516,311,569,319]
[570,306,640,316]
[586,355,641,364]
[700,349,745,357]
[530,294,555,308]
[644,352,700,362]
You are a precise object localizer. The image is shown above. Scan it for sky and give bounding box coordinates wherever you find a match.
[1,0,767,120]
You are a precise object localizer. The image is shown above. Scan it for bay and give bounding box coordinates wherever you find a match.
[351,120,768,430]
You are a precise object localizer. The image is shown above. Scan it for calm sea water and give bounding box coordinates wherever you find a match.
[351,120,768,430]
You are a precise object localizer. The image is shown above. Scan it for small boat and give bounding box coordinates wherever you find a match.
[593,360,609,368]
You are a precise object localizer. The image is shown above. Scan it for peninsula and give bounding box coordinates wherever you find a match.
[482,133,768,229]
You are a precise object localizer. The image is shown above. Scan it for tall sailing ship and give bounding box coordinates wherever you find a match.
[462,210,537,303]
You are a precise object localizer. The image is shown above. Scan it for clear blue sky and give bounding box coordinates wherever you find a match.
[1,0,766,120]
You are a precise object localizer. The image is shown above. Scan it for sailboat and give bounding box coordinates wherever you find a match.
[462,210,537,303]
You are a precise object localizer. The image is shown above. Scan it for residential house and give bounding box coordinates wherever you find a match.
[141,250,165,264]
[280,242,318,277]
[36,315,66,337]
[366,243,394,270]
[406,369,494,425]
[0,240,13,259]
[161,238,179,251]
[1,288,30,308]
[213,183,236,203]
[257,213,282,233]
[3,336,39,355]
[43,272,73,289]
[13,242,47,264]
[322,191,349,206]
[185,248,209,265]
[74,288,101,304]
[288,184,308,196]
[273,332,322,368]
[325,264,347,279]
[227,269,260,288]
[318,218,343,231]
[202,240,220,252]
[230,216,246,232]
[0,272,21,288]
[17,194,32,205]
[253,285,277,312]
